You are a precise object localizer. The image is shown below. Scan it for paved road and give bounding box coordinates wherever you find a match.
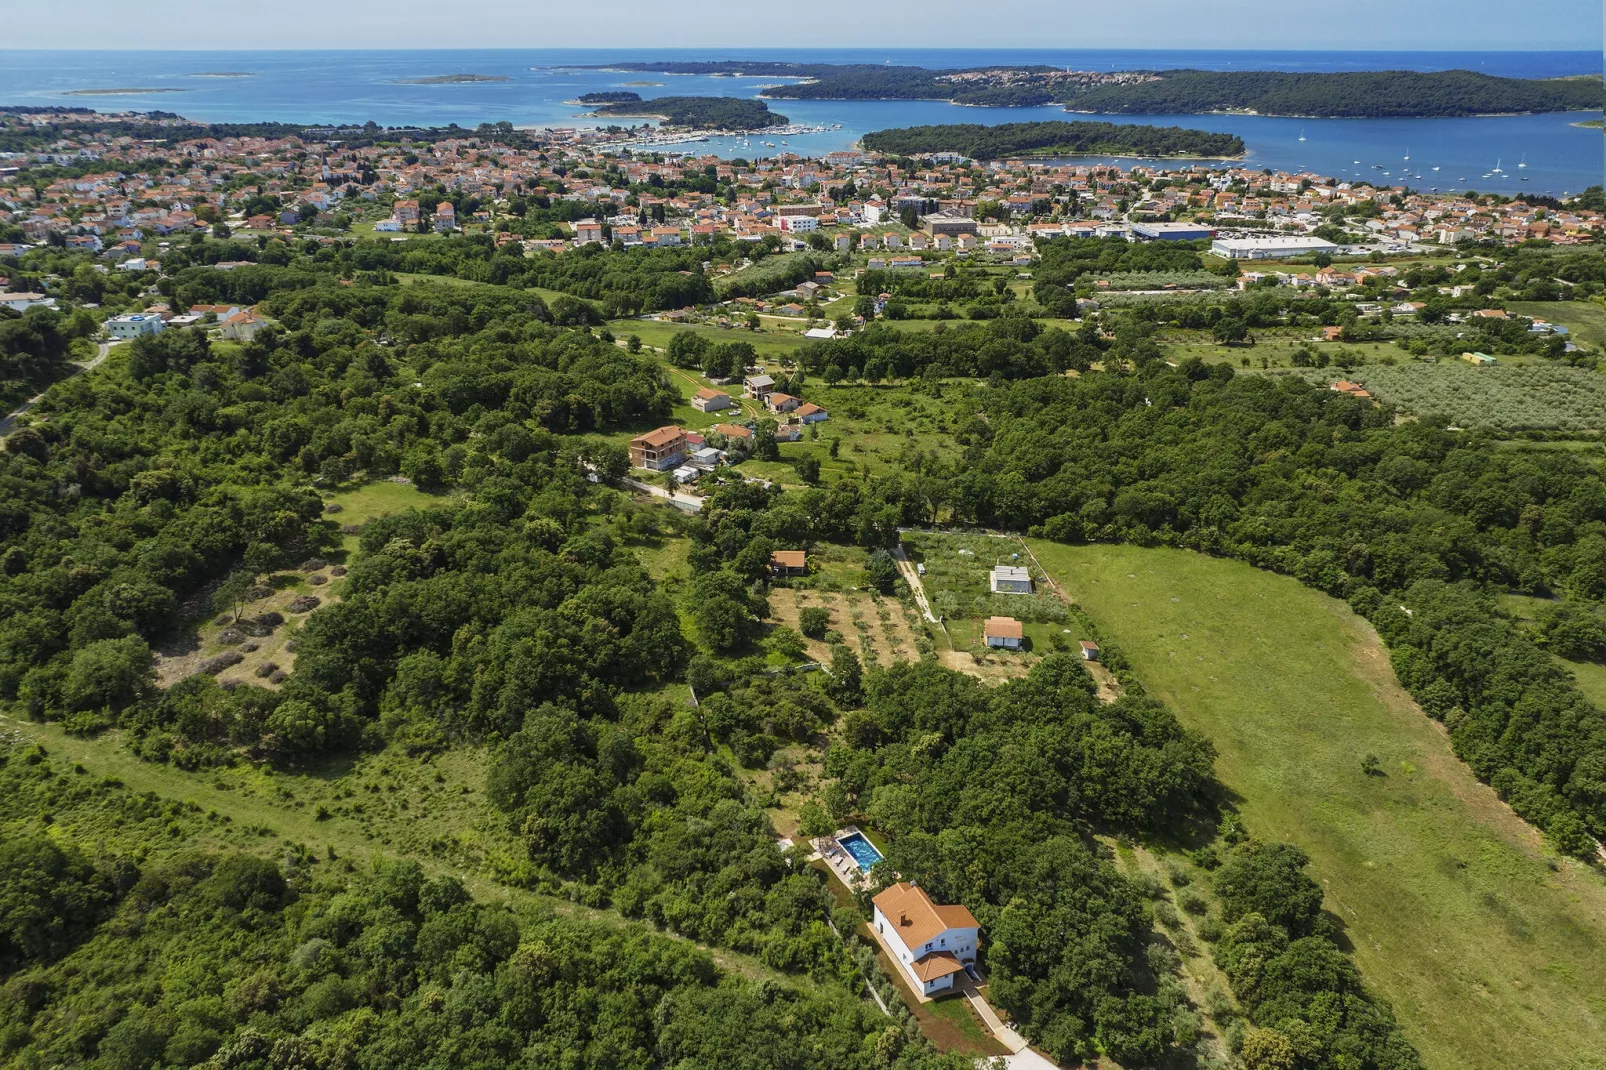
[0,339,119,437]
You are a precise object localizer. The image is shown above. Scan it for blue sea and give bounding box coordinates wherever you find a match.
[0,49,1599,195]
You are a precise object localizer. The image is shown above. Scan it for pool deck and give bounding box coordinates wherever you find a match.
[811,829,872,889]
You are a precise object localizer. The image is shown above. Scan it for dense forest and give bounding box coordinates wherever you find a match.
[1067,69,1604,119]
[587,96,789,129]
[860,121,1245,160]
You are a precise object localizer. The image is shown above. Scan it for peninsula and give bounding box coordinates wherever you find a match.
[862,120,1245,160]
[585,95,787,128]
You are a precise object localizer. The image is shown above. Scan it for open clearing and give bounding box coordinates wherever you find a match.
[1028,540,1606,1070]
[769,587,925,668]
[154,481,443,690]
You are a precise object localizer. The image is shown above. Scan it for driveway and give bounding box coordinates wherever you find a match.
[891,545,938,623]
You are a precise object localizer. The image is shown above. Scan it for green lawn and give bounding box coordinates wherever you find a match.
[1028,541,1606,1070]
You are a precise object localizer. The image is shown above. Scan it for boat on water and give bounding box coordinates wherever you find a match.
[1518,154,1527,169]
[1492,158,1504,174]
[1298,128,1306,141]
[1403,148,1410,160]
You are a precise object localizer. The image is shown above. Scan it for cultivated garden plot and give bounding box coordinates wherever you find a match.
[768,587,926,667]
[1324,362,1606,431]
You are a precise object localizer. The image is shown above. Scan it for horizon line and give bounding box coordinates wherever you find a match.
[0,46,1597,54]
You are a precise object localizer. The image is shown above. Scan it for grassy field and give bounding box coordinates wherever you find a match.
[1028,541,1606,1070]
[1509,300,1606,351]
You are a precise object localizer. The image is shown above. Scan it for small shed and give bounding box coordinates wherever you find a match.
[770,550,807,577]
[1079,640,1100,662]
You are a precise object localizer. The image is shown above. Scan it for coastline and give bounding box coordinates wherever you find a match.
[757,94,1590,121]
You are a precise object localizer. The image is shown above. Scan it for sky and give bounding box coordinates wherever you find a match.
[7,0,1603,51]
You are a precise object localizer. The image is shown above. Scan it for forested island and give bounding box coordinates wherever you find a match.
[576,90,642,104]
[587,94,788,128]
[862,121,1245,160]
[591,60,1603,118]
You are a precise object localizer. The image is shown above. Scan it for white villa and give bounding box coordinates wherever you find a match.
[872,882,980,997]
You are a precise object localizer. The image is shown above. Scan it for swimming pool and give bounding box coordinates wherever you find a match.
[837,833,884,872]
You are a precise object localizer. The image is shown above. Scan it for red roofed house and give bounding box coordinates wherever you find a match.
[629,426,687,471]
[984,616,1024,650]
[692,388,733,413]
[873,882,980,997]
[1329,380,1372,399]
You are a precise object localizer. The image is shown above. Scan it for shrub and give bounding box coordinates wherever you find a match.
[799,606,832,639]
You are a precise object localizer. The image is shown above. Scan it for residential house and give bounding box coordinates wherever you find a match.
[572,218,604,244]
[712,423,754,451]
[983,617,1024,650]
[1329,380,1372,399]
[629,425,688,471]
[105,312,165,339]
[989,565,1032,595]
[770,550,807,577]
[795,402,828,424]
[766,392,802,414]
[0,292,55,313]
[691,388,733,413]
[219,312,266,342]
[744,373,775,400]
[434,202,456,231]
[872,882,980,998]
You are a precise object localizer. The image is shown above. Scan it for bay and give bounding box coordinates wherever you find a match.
[0,48,1598,195]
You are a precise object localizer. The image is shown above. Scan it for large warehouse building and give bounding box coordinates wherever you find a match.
[1210,235,1340,260]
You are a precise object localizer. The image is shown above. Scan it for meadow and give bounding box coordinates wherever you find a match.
[1027,540,1606,1070]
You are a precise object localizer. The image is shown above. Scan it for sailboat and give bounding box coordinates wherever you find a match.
[1432,165,1440,171]
[1517,154,1527,169]
[1298,128,1307,142]
[1403,147,1410,160]
[1492,158,1504,174]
